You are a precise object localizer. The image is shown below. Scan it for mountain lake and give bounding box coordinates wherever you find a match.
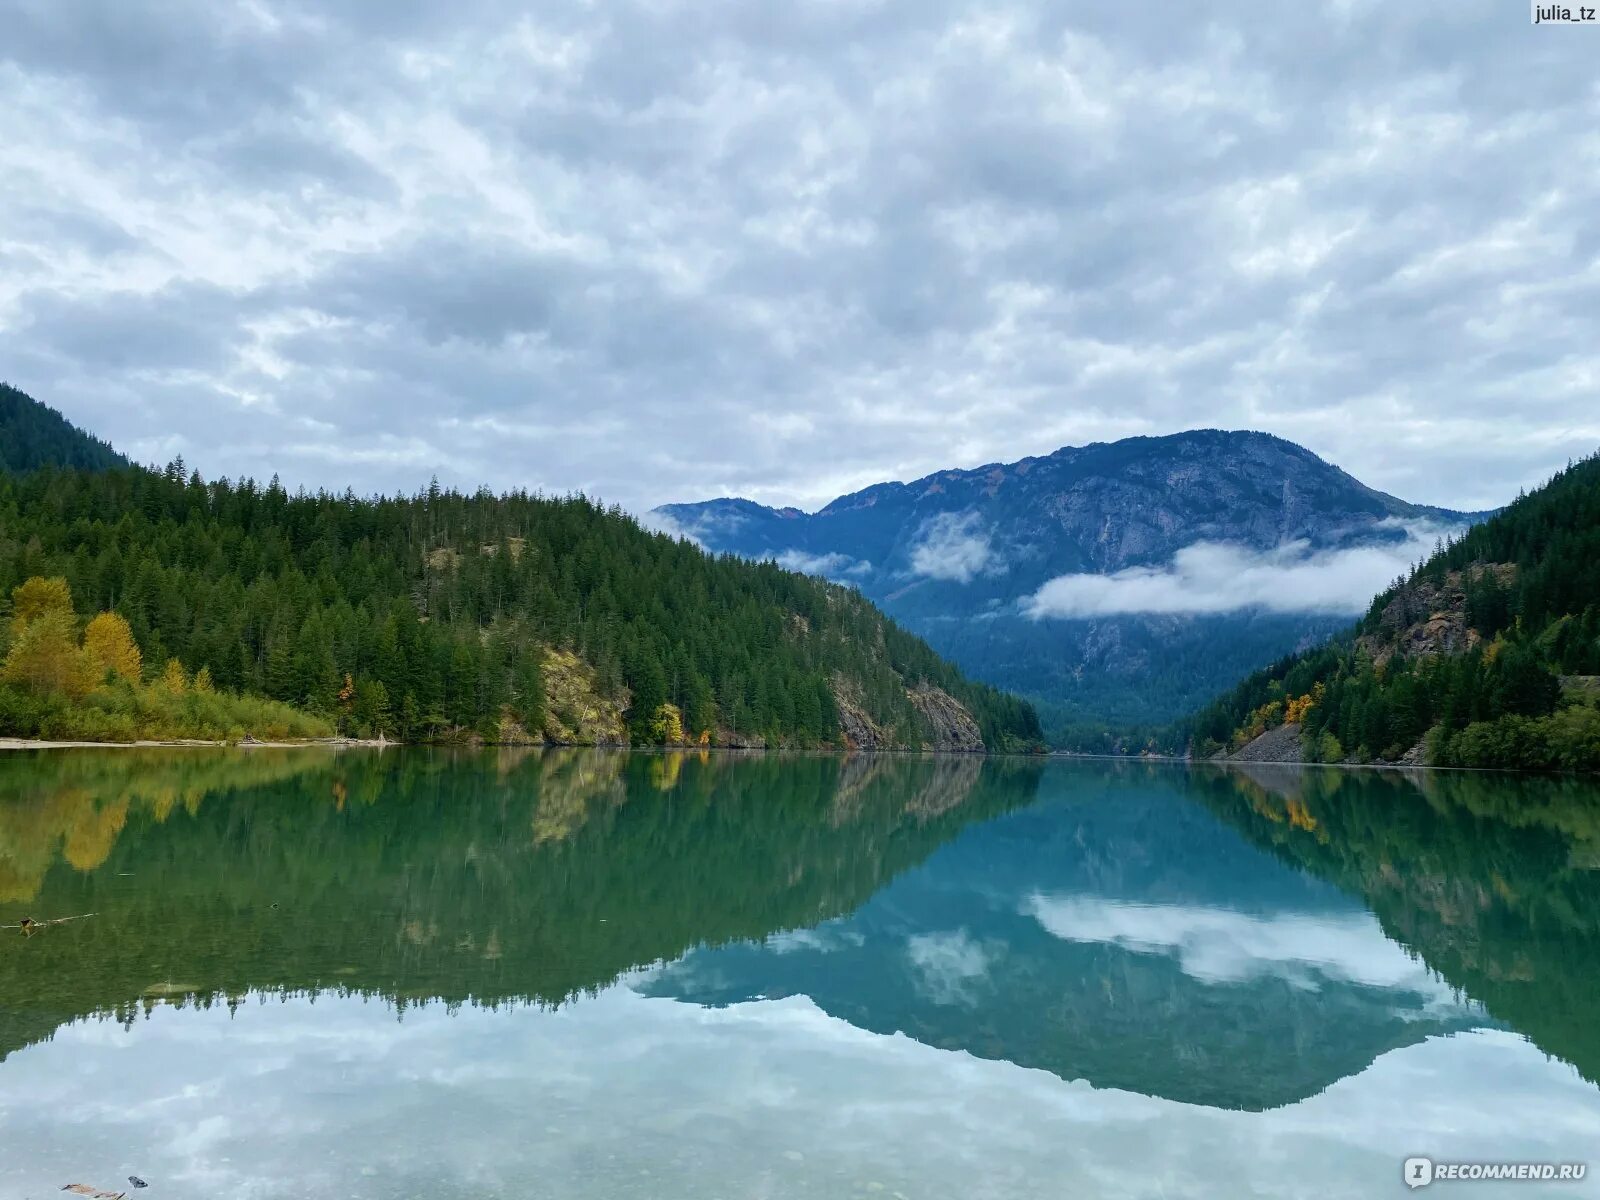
[1,748,1597,1198]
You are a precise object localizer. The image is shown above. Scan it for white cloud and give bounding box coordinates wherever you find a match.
[774,549,872,578]
[635,508,705,546]
[1024,894,1470,1005]
[1,987,1590,1199]
[909,511,1000,583]
[1023,520,1458,618]
[1,4,1598,511]
[764,923,866,954]
[905,929,995,1006]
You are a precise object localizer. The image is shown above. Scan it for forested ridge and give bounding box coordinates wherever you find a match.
[1185,452,1600,770]
[0,384,126,474]
[0,458,1042,750]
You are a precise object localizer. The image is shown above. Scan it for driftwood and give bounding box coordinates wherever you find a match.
[4,912,97,933]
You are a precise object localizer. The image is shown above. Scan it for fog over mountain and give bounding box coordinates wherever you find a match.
[657,429,1486,734]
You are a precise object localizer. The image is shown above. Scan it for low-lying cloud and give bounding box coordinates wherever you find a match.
[775,549,872,579]
[635,509,705,547]
[1023,521,1457,619]
[909,512,1000,583]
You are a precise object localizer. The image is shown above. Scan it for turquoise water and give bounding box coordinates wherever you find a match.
[0,749,1597,1197]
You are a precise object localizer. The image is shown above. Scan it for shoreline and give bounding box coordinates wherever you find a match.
[0,737,393,752]
[0,737,1029,757]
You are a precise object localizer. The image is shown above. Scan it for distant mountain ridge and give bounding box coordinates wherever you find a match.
[657,430,1489,738]
[661,430,1475,579]
[0,383,127,473]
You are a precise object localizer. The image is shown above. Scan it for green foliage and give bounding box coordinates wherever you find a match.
[1431,707,1600,772]
[1180,451,1600,770]
[0,463,1041,750]
[648,702,686,745]
[0,383,127,474]
[944,613,1353,740]
[0,676,331,743]
[0,575,328,742]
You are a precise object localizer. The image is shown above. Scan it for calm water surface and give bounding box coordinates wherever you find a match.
[1,749,1598,1198]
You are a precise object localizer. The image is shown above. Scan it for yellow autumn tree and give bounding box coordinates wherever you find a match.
[83,611,143,683]
[9,576,74,636]
[0,609,95,699]
[160,658,190,694]
[1284,690,1319,724]
[648,702,685,745]
[193,665,214,693]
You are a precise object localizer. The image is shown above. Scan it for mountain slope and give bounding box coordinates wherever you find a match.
[657,430,1483,737]
[0,459,1041,751]
[0,383,127,473]
[1186,452,1600,770]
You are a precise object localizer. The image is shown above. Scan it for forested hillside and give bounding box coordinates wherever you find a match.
[1186,453,1600,770]
[0,383,127,474]
[0,461,1042,750]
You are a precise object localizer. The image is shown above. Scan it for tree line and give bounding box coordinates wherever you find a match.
[0,461,1042,749]
[0,383,127,474]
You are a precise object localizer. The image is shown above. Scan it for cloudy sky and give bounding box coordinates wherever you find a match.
[2,0,1598,515]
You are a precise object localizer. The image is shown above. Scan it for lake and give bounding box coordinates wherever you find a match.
[1,749,1597,1198]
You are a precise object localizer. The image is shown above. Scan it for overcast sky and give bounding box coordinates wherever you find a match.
[2,0,1597,515]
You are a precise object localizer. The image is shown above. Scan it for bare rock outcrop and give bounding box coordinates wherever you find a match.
[907,684,985,752]
[1357,563,1515,666]
[830,676,986,751]
[832,675,895,750]
[541,649,628,745]
[1229,722,1305,764]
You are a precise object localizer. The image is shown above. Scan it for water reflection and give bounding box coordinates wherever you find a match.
[1,750,1598,1198]
[1189,763,1600,1090]
[647,765,1487,1110]
[0,749,1038,1065]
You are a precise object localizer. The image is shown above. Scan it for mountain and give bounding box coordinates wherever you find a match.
[0,382,127,473]
[656,430,1483,740]
[0,455,1042,751]
[1187,451,1600,770]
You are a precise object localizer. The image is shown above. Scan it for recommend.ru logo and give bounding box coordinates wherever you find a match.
[1405,1158,1588,1188]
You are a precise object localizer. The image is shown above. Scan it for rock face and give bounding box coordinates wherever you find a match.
[1228,722,1306,764]
[830,675,985,751]
[907,684,985,752]
[832,675,893,750]
[657,430,1488,727]
[541,649,628,745]
[1357,563,1515,665]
